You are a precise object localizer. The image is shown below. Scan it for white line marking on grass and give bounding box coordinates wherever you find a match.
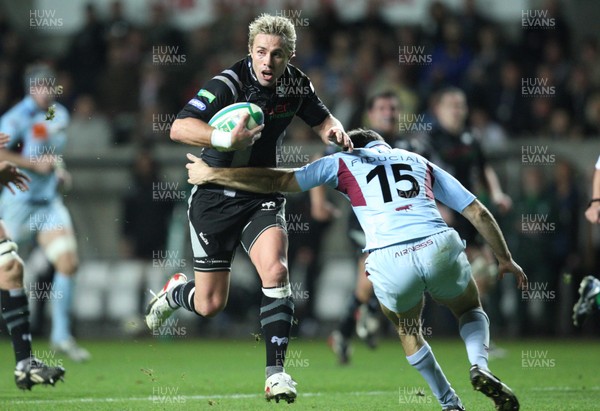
[530,386,600,392]
[8,390,394,405]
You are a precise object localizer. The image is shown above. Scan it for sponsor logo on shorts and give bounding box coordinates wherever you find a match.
[394,239,433,257]
[194,258,229,266]
[395,204,413,212]
[261,201,277,210]
[199,232,209,245]
[271,336,289,346]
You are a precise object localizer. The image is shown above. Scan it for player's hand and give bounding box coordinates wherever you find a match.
[585,204,600,224]
[186,153,212,185]
[30,155,56,174]
[497,258,528,290]
[0,161,30,194]
[492,192,512,214]
[0,133,9,149]
[325,127,353,152]
[56,167,72,192]
[230,113,264,151]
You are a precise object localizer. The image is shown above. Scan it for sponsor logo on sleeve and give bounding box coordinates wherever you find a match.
[197,89,216,103]
[188,99,206,111]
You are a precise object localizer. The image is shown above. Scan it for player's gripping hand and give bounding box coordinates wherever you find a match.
[212,113,264,152]
[0,161,30,194]
[497,258,528,290]
[186,153,212,185]
[326,127,353,152]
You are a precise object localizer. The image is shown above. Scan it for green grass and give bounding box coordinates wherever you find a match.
[0,338,599,410]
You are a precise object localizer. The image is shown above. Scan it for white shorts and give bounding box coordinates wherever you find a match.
[0,198,74,248]
[365,229,471,314]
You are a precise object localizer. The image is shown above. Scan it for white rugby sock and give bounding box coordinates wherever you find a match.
[459,307,490,370]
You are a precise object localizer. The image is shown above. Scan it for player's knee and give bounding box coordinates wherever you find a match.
[259,262,288,287]
[44,236,78,275]
[0,258,24,289]
[0,240,24,288]
[194,296,226,318]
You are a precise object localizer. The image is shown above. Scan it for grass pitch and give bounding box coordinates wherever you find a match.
[0,338,598,410]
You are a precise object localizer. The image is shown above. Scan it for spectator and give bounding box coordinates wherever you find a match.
[64,3,106,95]
[65,95,112,156]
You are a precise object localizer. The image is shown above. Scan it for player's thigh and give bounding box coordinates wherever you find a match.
[424,230,472,302]
[365,246,425,314]
[435,278,481,318]
[187,188,249,273]
[241,196,288,286]
[0,201,36,248]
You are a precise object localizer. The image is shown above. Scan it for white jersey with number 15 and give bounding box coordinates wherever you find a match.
[294,141,476,252]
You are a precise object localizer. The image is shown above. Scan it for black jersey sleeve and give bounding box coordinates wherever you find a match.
[295,77,330,127]
[176,73,240,123]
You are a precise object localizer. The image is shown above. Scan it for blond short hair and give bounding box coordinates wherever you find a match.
[248,13,296,57]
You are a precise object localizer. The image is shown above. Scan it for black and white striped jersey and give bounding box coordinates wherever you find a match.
[177,56,330,169]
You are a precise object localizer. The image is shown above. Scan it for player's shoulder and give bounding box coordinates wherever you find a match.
[2,97,30,118]
[284,63,312,85]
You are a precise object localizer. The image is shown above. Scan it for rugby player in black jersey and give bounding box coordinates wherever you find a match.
[145,13,351,403]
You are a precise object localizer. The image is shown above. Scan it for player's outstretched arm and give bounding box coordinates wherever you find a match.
[0,161,30,194]
[461,199,528,289]
[186,153,301,193]
[312,115,353,152]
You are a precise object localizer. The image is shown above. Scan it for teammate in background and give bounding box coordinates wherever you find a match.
[573,154,600,327]
[145,14,351,403]
[0,133,65,390]
[0,65,90,362]
[186,128,526,411]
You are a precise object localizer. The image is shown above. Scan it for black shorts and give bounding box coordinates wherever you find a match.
[188,187,286,272]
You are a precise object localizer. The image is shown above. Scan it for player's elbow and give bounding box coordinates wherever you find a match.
[462,199,486,222]
[170,120,184,143]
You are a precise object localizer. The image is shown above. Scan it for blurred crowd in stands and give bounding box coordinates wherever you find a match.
[0,0,598,336]
[0,0,599,149]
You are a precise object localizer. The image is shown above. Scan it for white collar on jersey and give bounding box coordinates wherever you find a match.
[364,141,392,149]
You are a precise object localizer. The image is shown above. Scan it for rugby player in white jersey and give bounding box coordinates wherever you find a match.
[186,128,526,411]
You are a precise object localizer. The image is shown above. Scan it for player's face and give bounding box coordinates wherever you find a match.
[250,34,290,88]
[368,97,399,134]
[435,92,468,133]
[30,87,53,110]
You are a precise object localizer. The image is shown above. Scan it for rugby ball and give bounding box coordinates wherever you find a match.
[208,102,264,132]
